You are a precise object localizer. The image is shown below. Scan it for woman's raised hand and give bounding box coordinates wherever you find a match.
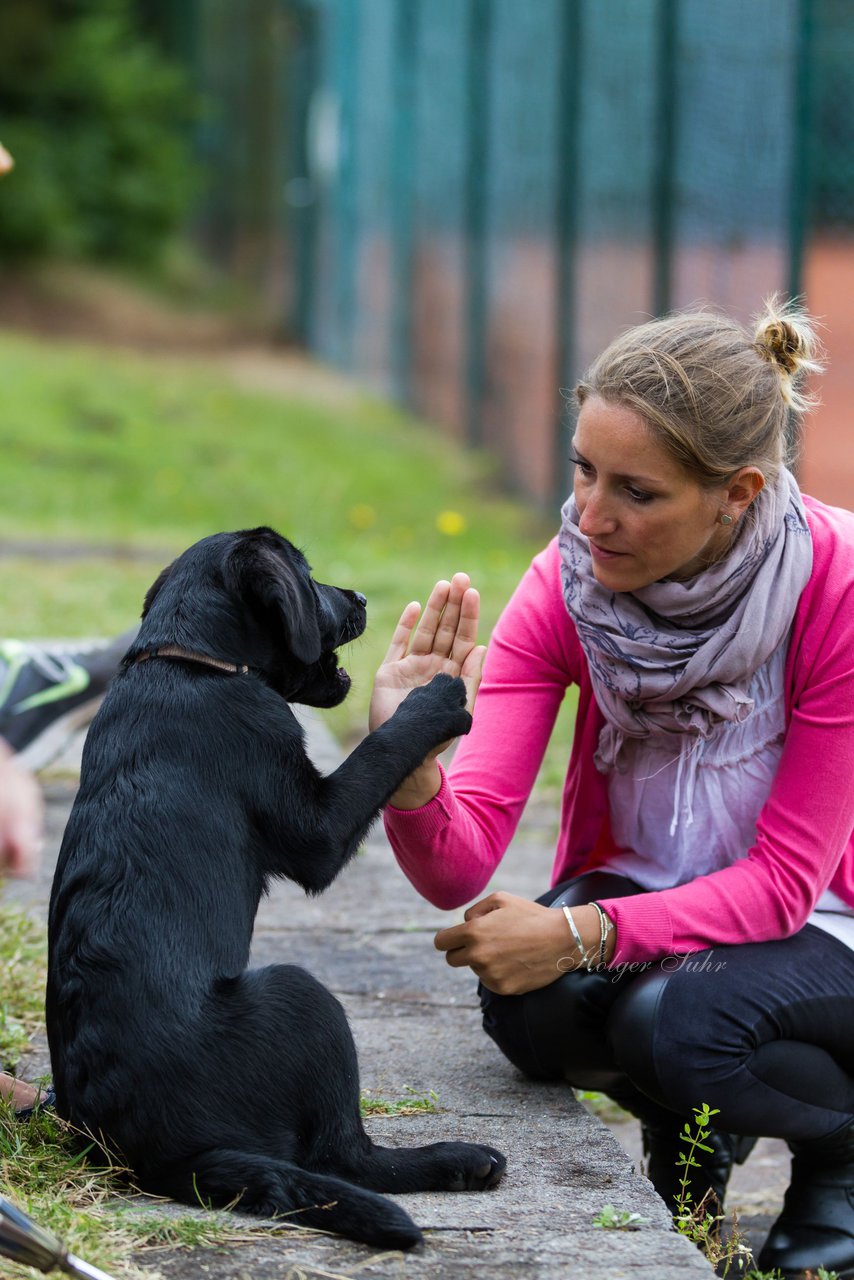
[370,573,486,807]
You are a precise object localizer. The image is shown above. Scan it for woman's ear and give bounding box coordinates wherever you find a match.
[723,467,766,520]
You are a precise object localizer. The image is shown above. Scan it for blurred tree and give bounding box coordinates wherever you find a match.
[0,0,199,263]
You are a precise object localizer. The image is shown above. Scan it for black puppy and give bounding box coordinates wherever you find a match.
[46,527,505,1250]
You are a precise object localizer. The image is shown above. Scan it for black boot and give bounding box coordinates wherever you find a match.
[757,1119,854,1280]
[642,1121,757,1215]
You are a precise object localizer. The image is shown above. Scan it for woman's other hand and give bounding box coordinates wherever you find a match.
[370,573,486,808]
[434,892,615,994]
[0,742,43,877]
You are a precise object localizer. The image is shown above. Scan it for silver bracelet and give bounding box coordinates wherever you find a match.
[591,901,614,969]
[561,905,593,972]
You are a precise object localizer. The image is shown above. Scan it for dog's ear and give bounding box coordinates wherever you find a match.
[238,542,323,666]
[141,562,174,619]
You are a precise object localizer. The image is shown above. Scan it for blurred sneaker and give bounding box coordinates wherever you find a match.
[0,633,132,772]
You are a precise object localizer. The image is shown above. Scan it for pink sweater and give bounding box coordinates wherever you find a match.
[384,496,854,966]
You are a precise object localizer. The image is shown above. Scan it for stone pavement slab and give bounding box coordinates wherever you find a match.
[5,713,722,1279]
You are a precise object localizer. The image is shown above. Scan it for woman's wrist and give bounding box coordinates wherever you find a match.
[560,903,617,970]
[387,761,442,810]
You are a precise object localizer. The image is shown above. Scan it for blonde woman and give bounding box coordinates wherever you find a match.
[371,301,854,1280]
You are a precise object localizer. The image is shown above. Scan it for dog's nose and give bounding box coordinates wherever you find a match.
[353,592,367,607]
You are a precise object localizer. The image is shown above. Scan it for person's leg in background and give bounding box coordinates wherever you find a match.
[0,629,136,772]
[609,927,854,1277]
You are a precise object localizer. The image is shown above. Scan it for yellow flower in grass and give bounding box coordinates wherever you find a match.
[348,503,377,531]
[436,510,467,536]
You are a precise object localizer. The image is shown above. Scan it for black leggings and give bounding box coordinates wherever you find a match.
[479,872,854,1142]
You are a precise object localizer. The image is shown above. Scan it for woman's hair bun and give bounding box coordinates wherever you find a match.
[753,295,824,407]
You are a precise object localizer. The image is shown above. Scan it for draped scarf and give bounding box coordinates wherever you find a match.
[558,467,813,773]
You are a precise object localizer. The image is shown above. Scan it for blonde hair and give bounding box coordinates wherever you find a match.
[575,297,824,487]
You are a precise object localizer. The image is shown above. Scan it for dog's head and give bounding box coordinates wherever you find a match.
[133,527,366,706]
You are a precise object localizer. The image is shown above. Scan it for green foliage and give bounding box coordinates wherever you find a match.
[0,0,198,264]
[0,893,47,1069]
[0,328,573,765]
[592,1203,650,1231]
[359,1087,439,1117]
[674,1104,760,1277]
[0,1099,321,1277]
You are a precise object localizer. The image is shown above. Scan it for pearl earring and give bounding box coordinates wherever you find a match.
[719,513,734,526]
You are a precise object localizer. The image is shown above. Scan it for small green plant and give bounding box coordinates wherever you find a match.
[592,1203,650,1231]
[674,1102,721,1218]
[673,1104,754,1277]
[672,1107,841,1280]
[359,1087,439,1117]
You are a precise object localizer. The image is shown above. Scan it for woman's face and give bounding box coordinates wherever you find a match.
[572,396,731,591]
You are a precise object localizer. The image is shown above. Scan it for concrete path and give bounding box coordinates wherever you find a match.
[6,710,731,1279]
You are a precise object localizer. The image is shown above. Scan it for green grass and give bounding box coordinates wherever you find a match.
[359,1087,439,1117]
[0,326,578,771]
[0,896,47,1069]
[0,1104,332,1280]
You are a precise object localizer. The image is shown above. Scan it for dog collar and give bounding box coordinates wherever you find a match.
[135,646,250,675]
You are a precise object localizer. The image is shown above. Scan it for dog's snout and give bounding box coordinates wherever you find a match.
[353,592,367,608]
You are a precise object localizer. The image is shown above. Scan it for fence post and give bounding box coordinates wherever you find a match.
[334,0,360,367]
[283,0,320,346]
[553,0,582,511]
[652,0,677,317]
[390,0,418,403]
[463,0,492,449]
[788,0,814,303]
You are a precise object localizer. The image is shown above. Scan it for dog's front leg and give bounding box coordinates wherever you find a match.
[274,674,470,893]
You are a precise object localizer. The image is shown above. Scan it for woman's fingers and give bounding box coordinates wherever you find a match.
[380,600,423,665]
[410,574,475,660]
[409,579,455,656]
[383,575,479,683]
[449,587,481,667]
[431,573,472,657]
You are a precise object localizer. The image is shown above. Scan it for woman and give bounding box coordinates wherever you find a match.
[370,300,854,1280]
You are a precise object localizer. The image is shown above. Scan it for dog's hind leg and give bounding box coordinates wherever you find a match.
[157,1148,423,1250]
[218,965,507,1201]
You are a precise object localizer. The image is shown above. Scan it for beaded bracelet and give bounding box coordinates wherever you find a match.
[591,901,614,968]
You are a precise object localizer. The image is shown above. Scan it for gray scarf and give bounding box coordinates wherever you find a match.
[558,467,813,772]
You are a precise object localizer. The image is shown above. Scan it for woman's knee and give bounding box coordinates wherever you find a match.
[609,956,743,1114]
[480,966,628,1088]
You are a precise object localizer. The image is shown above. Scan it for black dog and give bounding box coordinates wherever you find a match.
[46,527,505,1250]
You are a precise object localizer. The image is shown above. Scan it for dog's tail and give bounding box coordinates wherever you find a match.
[155,1147,423,1249]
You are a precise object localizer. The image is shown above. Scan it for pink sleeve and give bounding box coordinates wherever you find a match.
[384,541,581,909]
[600,563,854,964]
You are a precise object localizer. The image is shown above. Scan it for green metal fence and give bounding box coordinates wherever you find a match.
[165,0,851,508]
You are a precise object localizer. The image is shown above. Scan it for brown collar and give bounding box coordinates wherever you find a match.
[135,645,250,675]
